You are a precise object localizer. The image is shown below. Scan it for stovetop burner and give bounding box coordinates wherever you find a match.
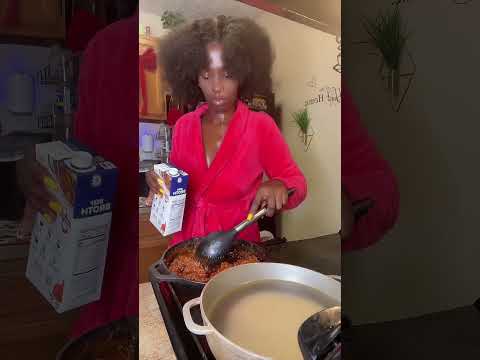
[149,236,341,360]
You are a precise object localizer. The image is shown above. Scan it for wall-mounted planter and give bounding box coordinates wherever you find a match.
[357,4,415,112]
[379,48,416,112]
[291,108,315,152]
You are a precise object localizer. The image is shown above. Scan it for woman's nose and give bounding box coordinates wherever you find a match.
[211,76,223,93]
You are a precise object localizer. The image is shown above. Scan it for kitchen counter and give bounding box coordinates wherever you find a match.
[141,234,341,359]
[139,283,176,360]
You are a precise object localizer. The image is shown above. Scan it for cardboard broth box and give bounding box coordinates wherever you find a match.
[26,141,118,313]
[149,163,189,236]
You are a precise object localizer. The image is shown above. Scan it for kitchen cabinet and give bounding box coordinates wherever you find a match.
[0,0,66,40]
[139,208,170,283]
[139,35,167,122]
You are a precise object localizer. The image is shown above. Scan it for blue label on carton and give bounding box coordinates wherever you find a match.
[170,174,189,196]
[73,169,118,218]
[65,141,118,218]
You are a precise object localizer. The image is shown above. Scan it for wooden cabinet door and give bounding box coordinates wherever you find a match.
[0,0,65,39]
[139,35,166,122]
[139,211,170,283]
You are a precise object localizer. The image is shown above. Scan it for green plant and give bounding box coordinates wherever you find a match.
[362,6,408,70]
[161,10,186,29]
[292,108,310,136]
[291,108,314,150]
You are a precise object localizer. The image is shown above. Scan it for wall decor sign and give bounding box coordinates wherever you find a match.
[305,78,341,107]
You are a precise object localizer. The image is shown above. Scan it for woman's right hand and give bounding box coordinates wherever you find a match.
[23,161,60,223]
[145,170,161,206]
[145,170,161,194]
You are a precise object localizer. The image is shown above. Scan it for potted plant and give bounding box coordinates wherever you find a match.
[363,5,408,97]
[291,107,314,151]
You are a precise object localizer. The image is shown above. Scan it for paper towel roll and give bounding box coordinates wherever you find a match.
[142,134,153,152]
[7,73,34,114]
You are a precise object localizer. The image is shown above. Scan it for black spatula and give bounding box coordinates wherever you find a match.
[195,188,295,266]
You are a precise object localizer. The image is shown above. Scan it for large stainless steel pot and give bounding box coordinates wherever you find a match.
[182,262,341,360]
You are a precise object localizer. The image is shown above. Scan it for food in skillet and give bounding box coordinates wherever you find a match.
[168,244,260,282]
[59,318,137,360]
[61,332,135,360]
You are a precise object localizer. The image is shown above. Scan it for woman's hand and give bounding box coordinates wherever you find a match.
[22,160,60,223]
[340,190,354,240]
[145,170,161,206]
[249,180,288,217]
[145,170,161,194]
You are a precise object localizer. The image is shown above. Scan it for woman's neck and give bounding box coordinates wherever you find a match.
[204,102,237,125]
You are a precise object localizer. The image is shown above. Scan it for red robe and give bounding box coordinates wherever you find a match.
[341,86,400,251]
[70,13,138,338]
[169,101,307,245]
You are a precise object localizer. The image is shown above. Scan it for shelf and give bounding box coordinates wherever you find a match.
[0,24,64,40]
[139,117,167,123]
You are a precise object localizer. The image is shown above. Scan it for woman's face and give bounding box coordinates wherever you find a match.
[198,42,239,113]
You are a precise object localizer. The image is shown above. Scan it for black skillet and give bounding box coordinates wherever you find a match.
[148,237,282,289]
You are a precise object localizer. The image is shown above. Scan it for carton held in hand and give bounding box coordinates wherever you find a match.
[149,163,189,236]
[26,141,118,313]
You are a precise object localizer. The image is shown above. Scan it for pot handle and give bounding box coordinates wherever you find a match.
[182,297,214,336]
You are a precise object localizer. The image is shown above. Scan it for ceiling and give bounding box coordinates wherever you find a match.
[266,0,340,36]
[140,0,340,36]
[140,0,259,20]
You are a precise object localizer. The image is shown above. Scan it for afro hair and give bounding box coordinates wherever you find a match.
[158,15,274,105]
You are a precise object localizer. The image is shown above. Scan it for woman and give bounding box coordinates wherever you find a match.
[146,16,307,245]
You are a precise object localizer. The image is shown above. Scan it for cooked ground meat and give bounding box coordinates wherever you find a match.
[168,247,260,282]
[63,335,134,360]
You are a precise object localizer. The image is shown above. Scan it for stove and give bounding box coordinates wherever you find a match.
[149,235,341,360]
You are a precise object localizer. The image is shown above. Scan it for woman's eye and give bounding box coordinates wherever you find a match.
[225,72,231,78]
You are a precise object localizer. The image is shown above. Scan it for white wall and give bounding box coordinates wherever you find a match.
[342,0,480,324]
[253,13,341,240]
[140,0,341,240]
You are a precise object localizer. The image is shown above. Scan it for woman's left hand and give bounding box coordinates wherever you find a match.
[249,180,288,217]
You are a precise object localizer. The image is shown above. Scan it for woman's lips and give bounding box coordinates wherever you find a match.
[213,98,226,105]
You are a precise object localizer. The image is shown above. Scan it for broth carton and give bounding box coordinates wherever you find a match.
[149,163,189,236]
[26,141,118,313]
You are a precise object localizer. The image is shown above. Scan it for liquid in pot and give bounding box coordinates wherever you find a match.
[208,279,336,360]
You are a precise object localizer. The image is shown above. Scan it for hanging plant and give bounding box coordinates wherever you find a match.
[362,5,409,97]
[161,10,186,29]
[291,108,314,151]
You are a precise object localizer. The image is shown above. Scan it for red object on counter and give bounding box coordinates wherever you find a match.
[71,12,138,339]
[341,85,400,251]
[139,47,157,115]
[169,100,307,246]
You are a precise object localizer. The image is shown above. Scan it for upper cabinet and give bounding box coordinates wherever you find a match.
[0,0,65,40]
[139,34,167,122]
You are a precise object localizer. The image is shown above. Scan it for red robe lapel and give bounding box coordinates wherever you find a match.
[192,101,249,203]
